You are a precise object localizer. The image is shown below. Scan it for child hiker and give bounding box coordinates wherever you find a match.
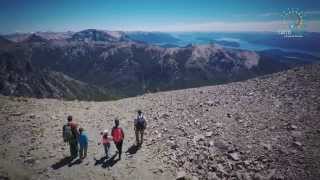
[78,127,88,159]
[98,130,113,158]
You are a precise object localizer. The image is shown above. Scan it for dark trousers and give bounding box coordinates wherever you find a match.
[135,129,144,145]
[103,143,110,158]
[69,140,78,158]
[79,143,88,158]
[114,140,123,158]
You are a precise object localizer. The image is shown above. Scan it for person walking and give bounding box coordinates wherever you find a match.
[62,115,79,159]
[111,118,124,160]
[78,127,88,159]
[98,130,113,158]
[134,110,146,146]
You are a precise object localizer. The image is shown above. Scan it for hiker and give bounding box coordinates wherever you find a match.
[78,127,88,159]
[98,130,113,158]
[134,110,147,146]
[62,115,79,158]
[111,118,125,159]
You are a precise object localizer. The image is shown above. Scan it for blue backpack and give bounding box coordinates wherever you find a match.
[136,115,146,130]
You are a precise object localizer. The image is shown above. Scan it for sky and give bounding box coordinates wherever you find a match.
[0,0,320,34]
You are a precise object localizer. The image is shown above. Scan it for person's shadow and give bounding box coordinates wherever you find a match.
[94,154,119,169]
[68,158,82,167]
[126,144,140,155]
[51,156,75,170]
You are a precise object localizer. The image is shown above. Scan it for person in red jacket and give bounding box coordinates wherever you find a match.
[111,118,125,160]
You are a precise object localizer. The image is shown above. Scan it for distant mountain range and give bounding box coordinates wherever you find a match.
[0,29,319,100]
[126,31,180,44]
[70,29,129,42]
[176,32,320,53]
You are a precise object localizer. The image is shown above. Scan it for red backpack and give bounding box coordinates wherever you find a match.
[112,128,123,143]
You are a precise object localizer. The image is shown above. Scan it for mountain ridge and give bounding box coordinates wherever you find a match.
[0,51,114,100]
[0,29,319,100]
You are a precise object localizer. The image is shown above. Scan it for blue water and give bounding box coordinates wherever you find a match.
[160,34,320,58]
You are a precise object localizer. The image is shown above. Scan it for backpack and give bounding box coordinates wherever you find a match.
[112,128,123,143]
[63,124,74,142]
[136,115,146,130]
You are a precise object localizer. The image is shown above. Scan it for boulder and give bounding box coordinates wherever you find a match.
[205,131,213,137]
[229,152,241,161]
[160,113,170,119]
[176,171,187,180]
[205,100,214,106]
[261,143,272,151]
[288,124,298,131]
[194,135,205,142]
[227,113,232,118]
[293,141,303,149]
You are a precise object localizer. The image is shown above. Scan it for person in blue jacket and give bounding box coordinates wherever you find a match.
[78,127,88,159]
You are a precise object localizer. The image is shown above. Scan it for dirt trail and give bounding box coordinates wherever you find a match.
[0,96,174,180]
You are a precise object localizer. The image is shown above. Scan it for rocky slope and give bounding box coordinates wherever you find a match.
[0,50,113,100]
[0,36,14,50]
[0,36,12,45]
[0,64,319,180]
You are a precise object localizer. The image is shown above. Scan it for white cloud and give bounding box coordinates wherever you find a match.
[228,10,320,19]
[305,10,320,15]
[258,12,280,17]
[306,20,320,32]
[118,20,320,32]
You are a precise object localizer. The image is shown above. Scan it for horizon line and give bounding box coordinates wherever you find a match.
[2,29,320,36]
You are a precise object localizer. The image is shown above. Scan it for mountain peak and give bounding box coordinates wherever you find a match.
[0,35,12,44]
[70,29,129,42]
[23,34,48,43]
